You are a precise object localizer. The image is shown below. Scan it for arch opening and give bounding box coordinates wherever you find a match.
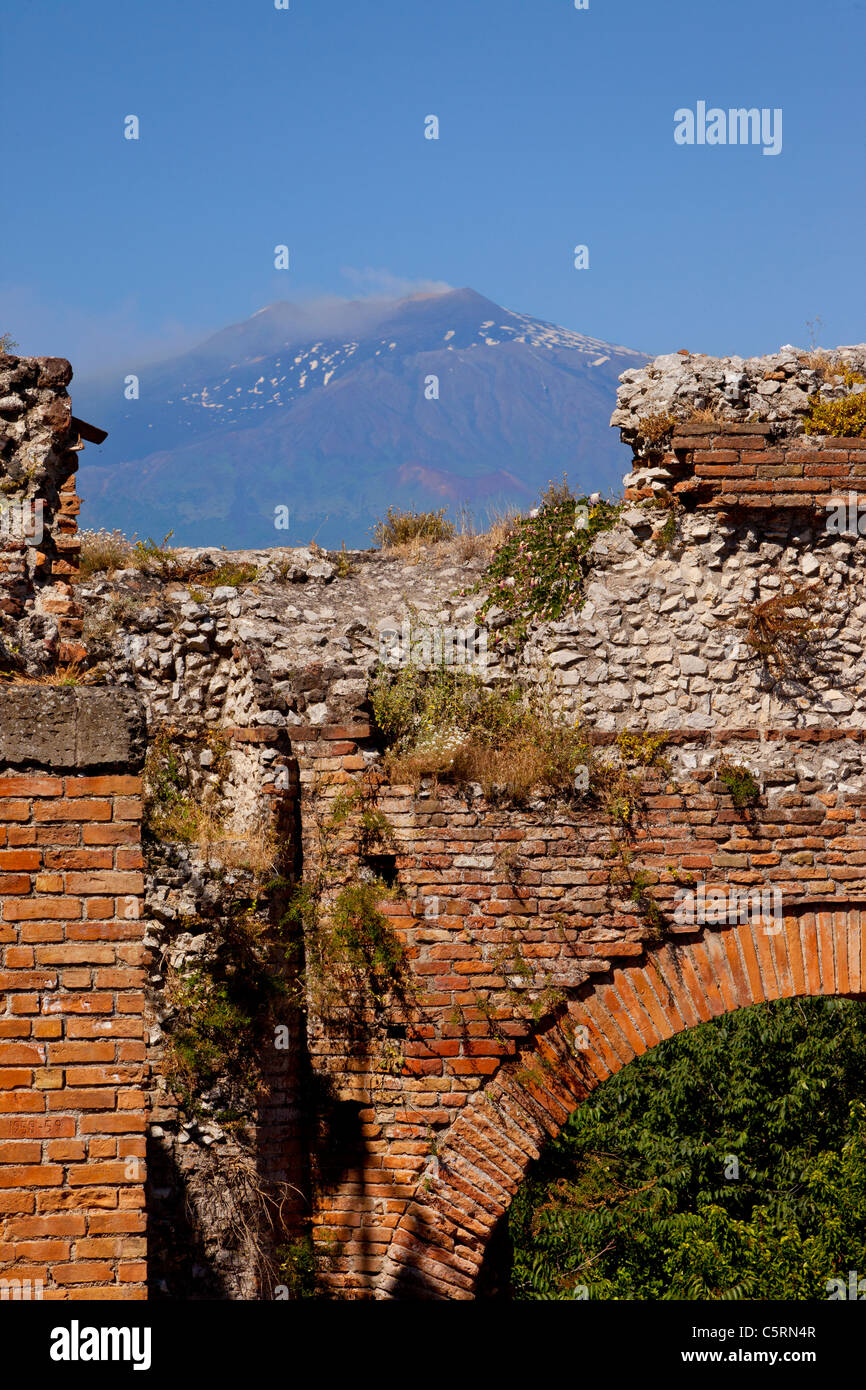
[378,907,866,1299]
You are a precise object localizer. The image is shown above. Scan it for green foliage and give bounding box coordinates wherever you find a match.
[615,731,669,769]
[168,972,256,1093]
[132,530,177,571]
[370,662,592,802]
[805,388,866,437]
[144,733,191,838]
[372,506,455,547]
[333,542,354,577]
[477,479,620,645]
[329,881,405,999]
[165,898,292,1110]
[507,997,866,1299]
[370,662,522,752]
[197,562,259,588]
[0,333,18,353]
[276,1236,319,1299]
[653,507,678,551]
[717,761,760,808]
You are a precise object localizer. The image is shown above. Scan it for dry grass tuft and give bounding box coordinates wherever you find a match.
[372,506,456,549]
[379,685,592,804]
[639,410,678,444]
[78,529,134,579]
[0,660,97,687]
[371,503,522,566]
[742,580,823,677]
[799,351,842,382]
[151,793,278,879]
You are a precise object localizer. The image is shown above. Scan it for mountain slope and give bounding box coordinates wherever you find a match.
[74,288,646,549]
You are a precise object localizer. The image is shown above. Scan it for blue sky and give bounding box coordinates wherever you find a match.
[2,0,864,371]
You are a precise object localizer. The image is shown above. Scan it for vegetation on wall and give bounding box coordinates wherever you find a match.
[506,996,866,1300]
[805,373,866,437]
[370,662,593,802]
[144,730,277,876]
[372,505,455,547]
[144,731,291,1116]
[286,778,411,1017]
[161,888,295,1118]
[716,761,760,809]
[740,579,824,680]
[636,410,678,447]
[78,527,260,585]
[476,478,621,646]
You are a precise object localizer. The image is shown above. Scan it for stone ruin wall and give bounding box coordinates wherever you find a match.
[0,354,84,672]
[3,341,866,1297]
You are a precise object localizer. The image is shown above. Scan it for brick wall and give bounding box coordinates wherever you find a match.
[299,735,866,1297]
[625,422,866,512]
[0,689,147,1301]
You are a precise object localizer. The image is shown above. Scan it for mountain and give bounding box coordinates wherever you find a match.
[73,288,647,550]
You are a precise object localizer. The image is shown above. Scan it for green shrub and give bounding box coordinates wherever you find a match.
[477,478,620,645]
[717,762,759,807]
[805,390,866,438]
[329,881,405,998]
[370,663,522,752]
[131,530,177,571]
[276,1236,319,1299]
[506,997,866,1300]
[652,507,678,551]
[371,662,592,802]
[169,973,255,1092]
[197,562,258,588]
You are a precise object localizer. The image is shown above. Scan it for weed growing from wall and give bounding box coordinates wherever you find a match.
[144,730,276,876]
[162,892,294,1116]
[372,506,455,547]
[287,776,412,1022]
[805,374,866,437]
[371,662,593,803]
[476,478,620,646]
[741,581,823,679]
[717,761,760,809]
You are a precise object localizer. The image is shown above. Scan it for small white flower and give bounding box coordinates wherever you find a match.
[563,530,575,541]
[589,491,601,504]
[503,575,515,587]
[529,508,540,519]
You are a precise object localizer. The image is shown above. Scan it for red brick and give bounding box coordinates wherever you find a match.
[52,1261,114,1284]
[2,898,81,920]
[64,777,142,797]
[66,872,144,895]
[0,777,63,797]
[0,875,32,894]
[33,799,112,822]
[0,1164,64,1188]
[0,851,41,871]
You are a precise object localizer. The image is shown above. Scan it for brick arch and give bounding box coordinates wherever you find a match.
[376,906,866,1299]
